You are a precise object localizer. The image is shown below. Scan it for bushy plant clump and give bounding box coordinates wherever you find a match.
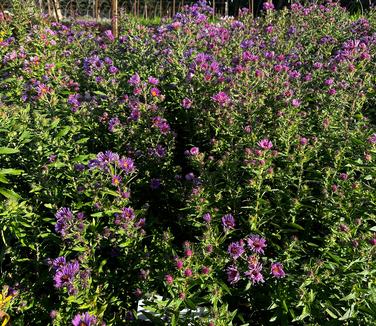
[0,1,375,324]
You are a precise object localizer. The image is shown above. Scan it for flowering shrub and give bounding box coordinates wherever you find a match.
[1,1,376,324]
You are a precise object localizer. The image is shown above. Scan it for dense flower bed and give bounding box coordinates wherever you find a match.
[0,1,376,324]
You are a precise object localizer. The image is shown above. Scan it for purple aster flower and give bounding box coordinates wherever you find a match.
[148,76,159,85]
[185,172,195,181]
[94,151,119,169]
[189,147,199,156]
[128,73,141,86]
[165,274,173,285]
[53,261,79,289]
[118,157,135,174]
[108,66,118,74]
[49,154,57,163]
[227,241,245,260]
[339,173,348,180]
[291,99,301,107]
[55,208,73,236]
[72,312,97,326]
[245,263,264,284]
[104,29,115,42]
[50,310,58,319]
[270,262,285,278]
[203,213,211,223]
[67,93,81,110]
[263,1,275,11]
[247,235,267,254]
[184,268,193,277]
[154,144,166,158]
[121,207,135,220]
[300,137,308,146]
[152,116,170,134]
[108,117,120,132]
[258,138,273,150]
[111,175,122,186]
[150,87,161,97]
[339,223,350,232]
[52,256,66,270]
[227,265,240,285]
[150,178,161,190]
[368,134,376,144]
[211,91,231,107]
[222,214,236,230]
[182,98,192,109]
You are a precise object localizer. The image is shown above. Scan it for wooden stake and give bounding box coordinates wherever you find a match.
[111,0,118,38]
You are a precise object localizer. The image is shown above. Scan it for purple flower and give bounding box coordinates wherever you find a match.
[49,154,57,163]
[291,99,301,107]
[338,223,349,233]
[148,76,159,85]
[258,138,273,150]
[128,73,141,86]
[247,235,267,254]
[111,175,122,186]
[184,173,194,181]
[53,261,80,289]
[150,87,160,97]
[203,213,211,223]
[368,134,376,144]
[108,66,118,74]
[104,29,115,42]
[211,91,231,107]
[96,151,119,169]
[150,178,161,190]
[182,98,192,109]
[165,274,173,285]
[263,1,275,11]
[270,262,286,278]
[184,268,193,277]
[52,256,66,270]
[152,116,170,134]
[118,157,135,174]
[222,214,235,230]
[227,265,240,284]
[67,93,81,110]
[227,241,245,260]
[108,117,120,132]
[245,263,264,284]
[72,312,97,326]
[121,207,135,220]
[300,137,308,146]
[55,208,73,236]
[189,147,199,156]
[339,173,348,181]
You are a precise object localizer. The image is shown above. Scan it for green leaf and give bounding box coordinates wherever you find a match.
[72,246,87,252]
[0,188,21,200]
[0,175,9,184]
[0,147,19,154]
[0,168,23,175]
[325,308,338,319]
[56,126,71,139]
[286,223,305,231]
[340,293,356,301]
[339,304,355,320]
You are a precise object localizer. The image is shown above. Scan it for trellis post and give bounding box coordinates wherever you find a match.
[111,0,118,38]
